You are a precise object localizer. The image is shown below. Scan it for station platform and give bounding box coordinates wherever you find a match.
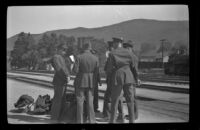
[7,78,187,124]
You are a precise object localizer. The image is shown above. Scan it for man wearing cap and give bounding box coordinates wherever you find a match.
[73,41,99,123]
[107,37,139,123]
[103,41,124,122]
[43,47,70,122]
[123,41,141,120]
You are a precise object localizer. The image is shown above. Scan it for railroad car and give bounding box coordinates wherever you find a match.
[164,54,189,76]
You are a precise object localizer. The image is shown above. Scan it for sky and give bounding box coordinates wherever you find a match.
[7,5,189,38]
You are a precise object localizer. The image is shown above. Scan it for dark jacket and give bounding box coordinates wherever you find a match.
[73,50,99,88]
[51,54,69,86]
[106,47,137,86]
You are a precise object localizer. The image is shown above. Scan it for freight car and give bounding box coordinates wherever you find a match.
[164,54,189,76]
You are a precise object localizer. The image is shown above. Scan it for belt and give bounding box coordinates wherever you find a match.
[115,65,130,71]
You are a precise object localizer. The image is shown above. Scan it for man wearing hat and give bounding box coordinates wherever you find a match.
[123,41,141,120]
[73,41,99,123]
[103,40,124,122]
[43,47,70,122]
[106,37,139,123]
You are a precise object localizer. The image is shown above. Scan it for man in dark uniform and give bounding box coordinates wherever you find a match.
[43,48,70,122]
[107,37,139,123]
[123,41,140,120]
[103,40,125,122]
[73,41,99,123]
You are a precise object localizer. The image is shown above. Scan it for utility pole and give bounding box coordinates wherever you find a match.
[160,39,166,68]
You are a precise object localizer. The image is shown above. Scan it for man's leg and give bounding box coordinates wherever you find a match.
[134,87,138,119]
[83,101,87,122]
[76,88,85,124]
[117,97,125,123]
[123,84,135,123]
[102,82,111,118]
[93,84,99,112]
[86,88,96,123]
[51,85,64,121]
[125,87,138,120]
[110,85,123,123]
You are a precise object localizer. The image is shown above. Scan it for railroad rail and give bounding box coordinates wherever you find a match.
[9,70,189,85]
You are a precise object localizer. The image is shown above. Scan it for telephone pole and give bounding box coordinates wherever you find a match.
[160,39,166,68]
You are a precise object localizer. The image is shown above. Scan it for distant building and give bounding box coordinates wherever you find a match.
[155,55,169,63]
[163,56,169,62]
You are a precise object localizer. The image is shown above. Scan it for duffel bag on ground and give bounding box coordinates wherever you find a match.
[58,92,77,123]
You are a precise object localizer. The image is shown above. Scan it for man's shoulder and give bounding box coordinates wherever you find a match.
[53,54,62,58]
[112,48,129,55]
[79,52,97,59]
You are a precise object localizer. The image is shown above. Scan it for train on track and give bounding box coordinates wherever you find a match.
[164,54,189,76]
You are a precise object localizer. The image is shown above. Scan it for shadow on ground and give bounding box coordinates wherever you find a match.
[9,109,26,113]
[136,96,156,101]
[7,114,53,123]
[9,109,108,124]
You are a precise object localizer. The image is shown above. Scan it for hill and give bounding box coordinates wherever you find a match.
[7,19,189,56]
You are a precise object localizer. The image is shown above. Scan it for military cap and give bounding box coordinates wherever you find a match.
[123,42,133,48]
[112,37,123,43]
[83,40,92,50]
[57,44,68,51]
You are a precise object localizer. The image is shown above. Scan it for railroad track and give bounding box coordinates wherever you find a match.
[7,71,189,94]
[10,70,189,85]
[139,75,189,81]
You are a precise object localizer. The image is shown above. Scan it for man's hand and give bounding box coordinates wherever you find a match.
[66,76,70,83]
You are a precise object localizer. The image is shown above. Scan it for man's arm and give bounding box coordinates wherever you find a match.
[95,59,102,86]
[52,55,62,72]
[105,53,115,75]
[72,56,79,74]
[130,54,139,84]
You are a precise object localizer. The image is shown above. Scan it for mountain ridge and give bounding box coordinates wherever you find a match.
[7,19,189,56]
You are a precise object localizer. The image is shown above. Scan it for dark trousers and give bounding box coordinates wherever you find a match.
[93,83,99,111]
[76,87,96,123]
[110,84,135,123]
[51,84,66,121]
[103,79,124,119]
[133,87,138,119]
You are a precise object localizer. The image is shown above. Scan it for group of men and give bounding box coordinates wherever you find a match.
[48,37,140,124]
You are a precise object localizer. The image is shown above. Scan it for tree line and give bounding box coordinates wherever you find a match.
[9,32,189,71]
[139,40,189,56]
[10,32,107,70]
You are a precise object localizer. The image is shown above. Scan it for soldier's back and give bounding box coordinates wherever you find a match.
[110,47,135,86]
[111,47,133,68]
[78,51,98,73]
